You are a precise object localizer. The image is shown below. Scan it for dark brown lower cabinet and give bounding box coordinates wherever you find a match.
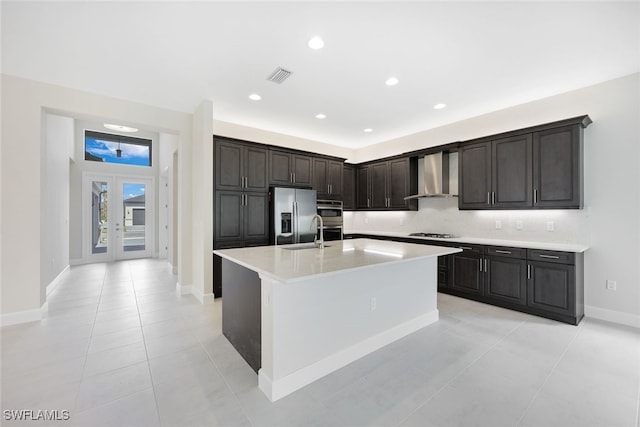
[347,233,584,325]
[450,246,484,296]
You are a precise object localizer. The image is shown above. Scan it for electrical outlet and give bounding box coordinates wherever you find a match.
[495,220,502,230]
[606,280,617,291]
[516,220,523,230]
[364,217,369,224]
[546,221,555,232]
[370,297,377,311]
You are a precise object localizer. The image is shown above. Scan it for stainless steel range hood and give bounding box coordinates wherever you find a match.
[404,152,457,200]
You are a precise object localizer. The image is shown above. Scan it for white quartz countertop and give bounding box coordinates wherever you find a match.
[213,238,460,283]
[346,230,589,253]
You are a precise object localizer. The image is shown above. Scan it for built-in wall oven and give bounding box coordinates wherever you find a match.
[317,199,343,241]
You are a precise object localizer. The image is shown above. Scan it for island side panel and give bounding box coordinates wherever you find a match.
[260,257,438,400]
[221,258,261,373]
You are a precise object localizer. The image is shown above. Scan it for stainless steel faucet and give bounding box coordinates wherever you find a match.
[311,214,325,249]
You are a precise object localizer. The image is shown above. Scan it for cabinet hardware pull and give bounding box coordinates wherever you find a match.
[479,259,482,272]
[484,259,487,272]
[487,192,491,205]
[539,254,560,259]
[527,264,531,279]
[367,198,370,208]
[492,192,496,205]
[293,173,296,183]
[460,246,473,250]
[495,250,512,254]
[534,188,538,204]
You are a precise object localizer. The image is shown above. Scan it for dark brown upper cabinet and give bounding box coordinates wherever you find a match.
[356,157,417,210]
[269,150,313,187]
[313,158,343,199]
[459,117,588,210]
[215,138,268,192]
[343,164,356,210]
[533,124,582,208]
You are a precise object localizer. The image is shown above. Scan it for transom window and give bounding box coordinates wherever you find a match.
[85,130,152,167]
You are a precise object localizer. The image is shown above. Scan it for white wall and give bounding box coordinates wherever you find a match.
[41,113,73,304]
[159,132,179,262]
[346,73,640,326]
[1,74,196,322]
[214,120,355,161]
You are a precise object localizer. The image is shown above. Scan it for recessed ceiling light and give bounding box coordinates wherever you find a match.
[104,123,138,133]
[249,93,262,101]
[433,103,447,109]
[308,36,325,50]
[385,77,399,86]
[315,113,327,119]
[363,128,373,133]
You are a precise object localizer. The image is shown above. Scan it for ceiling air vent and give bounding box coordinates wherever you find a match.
[267,67,293,84]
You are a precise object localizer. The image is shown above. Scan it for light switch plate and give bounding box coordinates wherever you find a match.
[495,220,502,230]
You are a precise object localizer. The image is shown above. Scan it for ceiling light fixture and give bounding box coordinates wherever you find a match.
[385,77,399,86]
[433,103,447,109]
[308,36,325,50]
[249,93,262,101]
[104,123,138,133]
[363,128,373,133]
[315,113,326,119]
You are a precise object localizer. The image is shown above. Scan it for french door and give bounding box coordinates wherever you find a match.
[83,173,154,261]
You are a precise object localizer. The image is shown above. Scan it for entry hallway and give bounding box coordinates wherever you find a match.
[1,259,639,427]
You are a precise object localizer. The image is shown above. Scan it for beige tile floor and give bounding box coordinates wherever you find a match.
[1,258,639,427]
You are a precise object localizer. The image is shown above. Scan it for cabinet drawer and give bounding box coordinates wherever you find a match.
[527,249,574,265]
[454,244,484,255]
[486,246,526,259]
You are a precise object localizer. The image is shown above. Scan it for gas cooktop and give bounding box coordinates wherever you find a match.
[408,232,455,239]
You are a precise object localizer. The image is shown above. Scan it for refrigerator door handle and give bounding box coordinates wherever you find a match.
[293,201,298,243]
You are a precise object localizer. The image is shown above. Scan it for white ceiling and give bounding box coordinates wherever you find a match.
[2,1,639,148]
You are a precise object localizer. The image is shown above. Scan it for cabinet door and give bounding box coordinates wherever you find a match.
[459,142,491,209]
[356,166,370,209]
[292,154,313,186]
[527,261,575,316]
[244,192,269,242]
[388,158,410,208]
[485,256,527,305]
[313,158,329,198]
[270,151,292,186]
[492,134,533,208]
[451,252,484,296]
[343,165,356,210]
[370,162,388,208]
[245,146,268,192]
[328,160,343,197]
[533,125,581,208]
[215,191,243,241]
[215,141,243,191]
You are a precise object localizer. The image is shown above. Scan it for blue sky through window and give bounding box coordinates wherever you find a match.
[85,137,150,166]
[123,183,145,200]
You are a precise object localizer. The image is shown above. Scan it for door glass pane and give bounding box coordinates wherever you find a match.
[122,183,146,252]
[91,181,109,254]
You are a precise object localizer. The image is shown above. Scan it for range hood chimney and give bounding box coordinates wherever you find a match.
[404,152,457,200]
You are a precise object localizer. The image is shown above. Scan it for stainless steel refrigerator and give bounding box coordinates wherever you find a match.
[271,187,317,245]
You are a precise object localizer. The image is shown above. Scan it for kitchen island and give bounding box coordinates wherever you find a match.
[213,238,460,401]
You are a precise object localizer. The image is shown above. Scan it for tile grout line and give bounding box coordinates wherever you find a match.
[129,262,164,427]
[394,317,526,427]
[70,266,108,415]
[514,317,587,427]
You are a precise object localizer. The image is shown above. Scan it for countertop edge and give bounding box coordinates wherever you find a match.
[345,230,589,253]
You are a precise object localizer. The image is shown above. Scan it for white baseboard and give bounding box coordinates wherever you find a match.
[175,282,193,295]
[585,305,640,329]
[46,265,70,296]
[259,310,439,402]
[1,301,49,327]
[69,258,83,266]
[191,286,215,304]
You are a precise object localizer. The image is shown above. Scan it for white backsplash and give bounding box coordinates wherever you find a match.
[344,197,591,245]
